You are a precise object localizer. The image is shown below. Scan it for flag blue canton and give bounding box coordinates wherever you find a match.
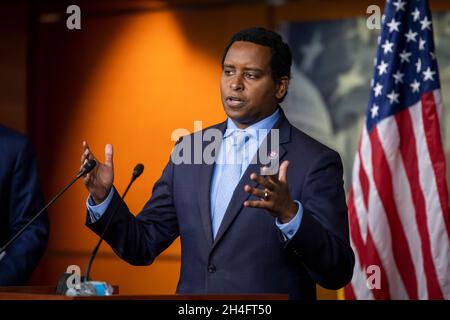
[367,0,441,132]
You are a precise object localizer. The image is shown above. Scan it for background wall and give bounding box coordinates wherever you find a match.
[1,0,450,299]
[0,2,27,133]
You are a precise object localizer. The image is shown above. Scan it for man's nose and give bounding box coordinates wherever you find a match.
[230,76,244,91]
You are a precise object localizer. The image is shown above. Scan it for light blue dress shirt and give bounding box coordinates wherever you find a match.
[87,108,303,240]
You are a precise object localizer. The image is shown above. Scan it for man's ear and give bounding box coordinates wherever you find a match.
[275,76,289,100]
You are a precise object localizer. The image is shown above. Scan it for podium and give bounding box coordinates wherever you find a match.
[0,286,288,300]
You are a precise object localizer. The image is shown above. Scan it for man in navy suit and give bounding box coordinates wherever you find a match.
[0,125,49,285]
[81,27,354,299]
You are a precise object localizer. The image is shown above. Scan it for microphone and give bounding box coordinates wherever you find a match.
[83,163,144,285]
[77,159,98,178]
[132,163,144,182]
[0,159,97,258]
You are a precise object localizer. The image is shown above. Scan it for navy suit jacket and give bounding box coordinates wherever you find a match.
[87,110,354,299]
[0,125,49,285]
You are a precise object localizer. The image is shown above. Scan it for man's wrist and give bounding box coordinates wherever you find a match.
[279,201,298,224]
[92,187,111,205]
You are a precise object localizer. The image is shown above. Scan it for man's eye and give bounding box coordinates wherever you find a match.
[245,73,257,79]
[224,70,233,76]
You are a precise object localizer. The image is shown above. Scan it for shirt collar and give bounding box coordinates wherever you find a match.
[223,108,281,139]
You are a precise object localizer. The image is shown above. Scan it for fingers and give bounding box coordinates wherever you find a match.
[81,141,97,187]
[81,141,96,172]
[83,141,92,159]
[244,199,271,209]
[278,160,289,183]
[81,141,88,165]
[261,165,279,185]
[244,185,267,199]
[250,172,276,190]
[81,141,96,163]
[267,174,279,186]
[105,144,113,168]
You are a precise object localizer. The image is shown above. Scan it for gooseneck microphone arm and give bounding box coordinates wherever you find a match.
[0,159,97,256]
[83,163,144,282]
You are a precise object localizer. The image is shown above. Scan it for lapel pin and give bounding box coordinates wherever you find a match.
[268,151,278,160]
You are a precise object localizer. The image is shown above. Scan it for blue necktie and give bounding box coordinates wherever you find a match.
[212,130,248,239]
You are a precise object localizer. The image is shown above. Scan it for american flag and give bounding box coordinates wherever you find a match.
[345,0,450,299]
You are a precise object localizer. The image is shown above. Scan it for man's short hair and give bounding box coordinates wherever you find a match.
[221,27,292,102]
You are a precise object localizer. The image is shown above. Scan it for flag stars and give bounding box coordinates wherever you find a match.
[430,51,436,60]
[387,90,400,104]
[382,40,394,54]
[393,70,405,84]
[405,29,418,42]
[420,16,432,30]
[411,8,420,21]
[387,18,401,33]
[423,67,436,81]
[410,79,421,93]
[371,104,379,118]
[419,38,426,50]
[416,58,422,73]
[373,82,383,97]
[393,0,406,12]
[399,50,412,63]
[377,60,389,76]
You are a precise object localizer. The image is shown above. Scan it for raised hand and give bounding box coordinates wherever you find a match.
[244,160,298,223]
[80,141,114,204]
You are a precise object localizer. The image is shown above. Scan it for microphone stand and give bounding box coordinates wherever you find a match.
[0,160,97,258]
[74,164,144,296]
[84,176,137,281]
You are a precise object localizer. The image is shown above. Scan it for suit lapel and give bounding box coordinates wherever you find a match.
[198,162,214,246]
[211,109,291,250]
[198,121,227,246]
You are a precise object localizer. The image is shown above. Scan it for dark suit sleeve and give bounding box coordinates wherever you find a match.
[286,150,355,290]
[86,158,179,266]
[0,139,49,285]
